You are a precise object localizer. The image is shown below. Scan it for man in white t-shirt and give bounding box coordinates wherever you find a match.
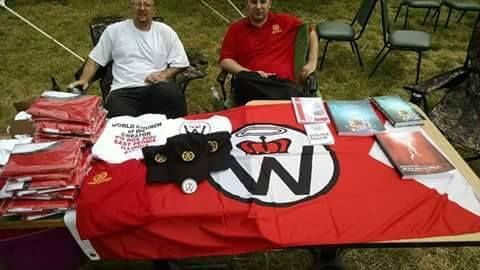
[70,0,190,118]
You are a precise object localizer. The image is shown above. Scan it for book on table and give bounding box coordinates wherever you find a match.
[370,95,425,127]
[326,100,385,136]
[375,131,455,179]
[291,97,330,124]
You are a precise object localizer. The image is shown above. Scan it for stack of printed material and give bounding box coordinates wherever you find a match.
[27,91,106,144]
[0,139,90,220]
[370,95,425,127]
[375,131,455,179]
[291,97,334,145]
[327,100,385,136]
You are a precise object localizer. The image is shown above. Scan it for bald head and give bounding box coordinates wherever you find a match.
[245,0,272,27]
[129,0,156,31]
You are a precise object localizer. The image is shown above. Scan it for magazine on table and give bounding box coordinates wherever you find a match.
[291,97,330,124]
[327,100,385,136]
[370,95,425,127]
[375,130,455,179]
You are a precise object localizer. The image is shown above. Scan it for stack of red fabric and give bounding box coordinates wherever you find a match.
[0,139,90,220]
[27,92,106,144]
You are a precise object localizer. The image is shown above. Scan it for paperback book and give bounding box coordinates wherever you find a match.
[291,97,330,124]
[327,100,385,136]
[375,131,455,179]
[371,95,425,127]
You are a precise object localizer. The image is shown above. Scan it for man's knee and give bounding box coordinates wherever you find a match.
[234,71,262,88]
[232,71,301,104]
[150,82,184,101]
[149,82,187,118]
[104,90,141,117]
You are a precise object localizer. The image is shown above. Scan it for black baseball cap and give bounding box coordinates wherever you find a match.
[206,132,232,172]
[142,145,169,183]
[166,133,209,185]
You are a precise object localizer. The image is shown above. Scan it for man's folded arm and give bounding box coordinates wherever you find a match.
[299,26,319,82]
[145,67,186,84]
[307,27,319,69]
[220,58,274,79]
[70,58,100,91]
[219,58,250,75]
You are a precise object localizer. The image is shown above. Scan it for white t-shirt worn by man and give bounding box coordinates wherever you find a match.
[89,19,190,91]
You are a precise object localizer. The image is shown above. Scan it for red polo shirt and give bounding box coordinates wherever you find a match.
[219,13,303,81]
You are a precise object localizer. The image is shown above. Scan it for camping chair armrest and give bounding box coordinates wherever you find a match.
[217,70,228,85]
[175,50,209,93]
[175,66,207,94]
[403,67,469,112]
[216,70,231,102]
[304,73,318,97]
[73,62,110,94]
[403,67,469,95]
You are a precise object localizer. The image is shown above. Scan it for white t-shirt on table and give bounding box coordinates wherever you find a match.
[92,114,232,164]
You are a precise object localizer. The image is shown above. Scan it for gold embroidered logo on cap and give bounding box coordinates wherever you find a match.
[88,171,112,185]
[208,140,219,153]
[154,153,167,163]
[182,151,195,162]
[272,24,282,34]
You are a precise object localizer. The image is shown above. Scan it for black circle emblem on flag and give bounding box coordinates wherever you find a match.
[209,124,339,206]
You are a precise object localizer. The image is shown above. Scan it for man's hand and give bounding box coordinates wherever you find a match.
[299,62,316,82]
[145,70,170,84]
[255,70,276,78]
[68,58,98,93]
[68,79,89,91]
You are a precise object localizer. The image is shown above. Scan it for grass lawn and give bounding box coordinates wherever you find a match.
[1,0,479,269]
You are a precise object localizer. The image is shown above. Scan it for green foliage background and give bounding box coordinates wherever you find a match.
[1,0,479,269]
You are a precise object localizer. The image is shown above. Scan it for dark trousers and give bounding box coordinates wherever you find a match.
[232,71,303,106]
[105,81,187,118]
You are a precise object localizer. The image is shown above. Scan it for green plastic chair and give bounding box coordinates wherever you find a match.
[442,0,480,28]
[369,0,432,83]
[316,0,377,70]
[215,24,319,109]
[393,0,441,31]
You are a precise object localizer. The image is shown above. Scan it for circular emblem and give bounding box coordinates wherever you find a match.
[181,178,198,194]
[93,172,108,182]
[182,151,195,162]
[88,171,112,185]
[272,24,280,31]
[154,153,167,163]
[208,140,219,153]
[209,124,338,206]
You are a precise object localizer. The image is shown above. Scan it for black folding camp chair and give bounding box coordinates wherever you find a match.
[76,16,208,103]
[403,13,480,162]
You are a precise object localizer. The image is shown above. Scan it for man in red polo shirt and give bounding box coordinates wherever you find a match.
[220,1,340,269]
[219,0,318,105]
